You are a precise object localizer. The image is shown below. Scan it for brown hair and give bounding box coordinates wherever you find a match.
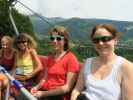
[49,25,69,51]
[91,24,122,40]
[14,33,37,50]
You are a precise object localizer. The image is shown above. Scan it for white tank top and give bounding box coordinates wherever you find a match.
[82,56,124,100]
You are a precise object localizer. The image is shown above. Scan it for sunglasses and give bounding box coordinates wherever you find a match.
[92,36,114,44]
[50,36,64,41]
[17,41,27,44]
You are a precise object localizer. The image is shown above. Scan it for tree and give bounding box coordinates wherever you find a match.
[0,0,35,37]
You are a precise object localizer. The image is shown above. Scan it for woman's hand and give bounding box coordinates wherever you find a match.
[71,89,80,100]
[31,86,38,95]
[31,79,45,95]
[32,91,43,99]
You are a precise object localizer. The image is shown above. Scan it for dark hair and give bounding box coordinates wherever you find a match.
[49,25,69,51]
[91,24,122,40]
[14,33,37,50]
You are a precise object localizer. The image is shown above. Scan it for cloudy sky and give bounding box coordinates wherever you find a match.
[15,0,133,21]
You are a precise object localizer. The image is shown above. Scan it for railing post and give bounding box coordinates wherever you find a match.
[9,7,19,36]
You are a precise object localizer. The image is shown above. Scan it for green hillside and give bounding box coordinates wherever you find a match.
[30,15,133,43]
[30,16,133,61]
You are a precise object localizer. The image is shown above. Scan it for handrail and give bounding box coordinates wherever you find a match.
[0,66,37,100]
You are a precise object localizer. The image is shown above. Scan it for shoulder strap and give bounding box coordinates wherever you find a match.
[83,58,93,75]
[112,56,124,82]
[29,49,36,59]
[114,56,124,70]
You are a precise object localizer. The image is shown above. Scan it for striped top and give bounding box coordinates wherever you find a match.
[16,54,34,75]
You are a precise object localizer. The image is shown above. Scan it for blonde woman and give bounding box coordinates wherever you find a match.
[0,36,16,100]
[13,33,42,97]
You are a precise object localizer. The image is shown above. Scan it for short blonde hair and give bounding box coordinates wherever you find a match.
[1,36,13,45]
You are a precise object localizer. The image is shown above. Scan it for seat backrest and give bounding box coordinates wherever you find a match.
[36,55,47,82]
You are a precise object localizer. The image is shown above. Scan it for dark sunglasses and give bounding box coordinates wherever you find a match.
[17,41,27,44]
[50,36,64,41]
[92,36,114,44]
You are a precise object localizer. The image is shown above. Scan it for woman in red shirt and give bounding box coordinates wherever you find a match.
[31,26,80,100]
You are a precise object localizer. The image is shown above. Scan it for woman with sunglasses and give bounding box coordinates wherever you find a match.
[0,36,16,100]
[31,26,80,100]
[12,33,42,97]
[71,24,133,100]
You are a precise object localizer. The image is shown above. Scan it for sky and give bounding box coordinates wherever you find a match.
[15,0,133,21]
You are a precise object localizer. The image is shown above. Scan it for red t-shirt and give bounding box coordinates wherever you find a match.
[41,51,80,90]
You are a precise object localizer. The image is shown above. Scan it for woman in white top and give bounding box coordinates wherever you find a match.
[71,24,133,100]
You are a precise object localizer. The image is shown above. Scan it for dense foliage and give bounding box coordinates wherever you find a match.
[37,40,133,62]
[0,0,35,38]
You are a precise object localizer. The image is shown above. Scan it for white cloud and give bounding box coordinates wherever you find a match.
[15,0,38,14]
[15,0,133,21]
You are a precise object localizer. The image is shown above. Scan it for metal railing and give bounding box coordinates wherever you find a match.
[75,43,133,61]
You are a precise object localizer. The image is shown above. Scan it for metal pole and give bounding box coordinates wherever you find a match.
[0,66,37,100]
[16,0,53,27]
[9,7,19,36]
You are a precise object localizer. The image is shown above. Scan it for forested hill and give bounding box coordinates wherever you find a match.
[30,15,133,43]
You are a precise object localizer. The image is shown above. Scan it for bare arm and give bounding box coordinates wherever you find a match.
[71,66,85,100]
[33,72,77,98]
[29,49,43,77]
[121,59,133,100]
[11,50,17,76]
